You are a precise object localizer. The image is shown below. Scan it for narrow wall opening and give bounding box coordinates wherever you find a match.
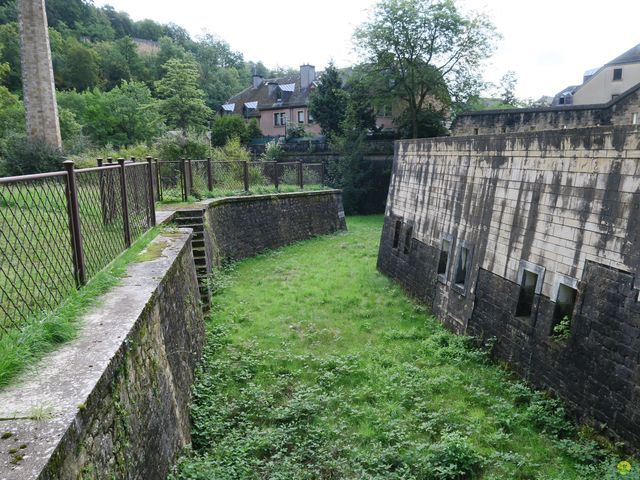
[393,220,402,249]
[515,270,538,317]
[403,226,413,254]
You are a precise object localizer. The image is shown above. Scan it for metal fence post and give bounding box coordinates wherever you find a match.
[180,157,187,201]
[146,156,157,227]
[154,158,162,201]
[118,158,132,247]
[188,158,194,194]
[97,157,103,167]
[298,161,304,190]
[131,156,136,163]
[273,162,279,190]
[320,161,325,186]
[206,157,213,191]
[63,160,86,287]
[107,157,113,164]
[243,161,249,192]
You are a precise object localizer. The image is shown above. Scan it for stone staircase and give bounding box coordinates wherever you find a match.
[172,209,211,311]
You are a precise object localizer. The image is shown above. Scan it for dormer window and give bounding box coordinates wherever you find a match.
[276,88,282,102]
[613,68,623,81]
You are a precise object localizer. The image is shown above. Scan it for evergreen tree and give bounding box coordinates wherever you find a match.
[308,62,347,137]
[155,58,212,133]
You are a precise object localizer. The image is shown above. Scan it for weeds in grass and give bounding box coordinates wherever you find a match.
[170,216,632,480]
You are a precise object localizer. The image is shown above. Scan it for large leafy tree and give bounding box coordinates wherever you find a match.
[155,58,212,133]
[308,62,348,137]
[354,0,498,138]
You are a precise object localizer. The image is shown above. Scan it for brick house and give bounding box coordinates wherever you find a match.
[222,64,399,137]
[221,65,322,137]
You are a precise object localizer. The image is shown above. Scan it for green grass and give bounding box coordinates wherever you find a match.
[0,227,160,390]
[171,216,634,480]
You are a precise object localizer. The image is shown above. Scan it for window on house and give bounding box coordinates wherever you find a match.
[273,112,286,126]
[403,226,413,254]
[297,110,305,124]
[551,283,578,336]
[276,88,283,101]
[437,239,451,279]
[633,113,638,125]
[558,97,565,105]
[613,68,623,81]
[392,221,402,249]
[454,246,470,288]
[515,270,538,317]
[473,128,479,135]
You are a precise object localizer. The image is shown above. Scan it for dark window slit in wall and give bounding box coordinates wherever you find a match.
[403,226,413,254]
[516,270,538,317]
[551,283,577,336]
[392,220,402,249]
[454,246,469,288]
[437,238,451,282]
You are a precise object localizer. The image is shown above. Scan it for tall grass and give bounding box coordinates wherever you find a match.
[0,227,160,389]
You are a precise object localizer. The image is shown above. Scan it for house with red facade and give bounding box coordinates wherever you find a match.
[221,65,321,137]
[222,64,399,138]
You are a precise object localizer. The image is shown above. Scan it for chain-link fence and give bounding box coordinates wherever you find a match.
[157,159,326,201]
[0,159,156,338]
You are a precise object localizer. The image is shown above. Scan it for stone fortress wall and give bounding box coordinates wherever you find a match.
[452,84,640,136]
[377,125,640,446]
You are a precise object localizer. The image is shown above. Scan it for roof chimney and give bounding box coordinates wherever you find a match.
[300,64,316,90]
[252,74,263,89]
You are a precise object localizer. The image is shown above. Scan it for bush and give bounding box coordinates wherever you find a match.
[261,140,283,162]
[211,136,250,162]
[2,136,66,175]
[155,131,210,161]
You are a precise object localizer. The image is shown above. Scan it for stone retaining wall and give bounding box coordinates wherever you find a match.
[0,231,204,479]
[377,125,640,446]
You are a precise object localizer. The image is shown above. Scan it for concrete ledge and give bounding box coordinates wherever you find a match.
[0,230,204,479]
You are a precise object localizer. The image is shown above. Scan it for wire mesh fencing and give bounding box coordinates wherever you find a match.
[159,159,325,201]
[0,158,156,339]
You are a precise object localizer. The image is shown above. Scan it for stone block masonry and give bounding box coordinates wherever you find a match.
[0,230,204,479]
[377,125,640,447]
[452,84,640,136]
[170,190,347,310]
[18,0,62,148]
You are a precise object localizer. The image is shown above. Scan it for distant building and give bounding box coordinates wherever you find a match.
[221,65,322,137]
[552,43,640,106]
[222,64,399,137]
[453,43,640,135]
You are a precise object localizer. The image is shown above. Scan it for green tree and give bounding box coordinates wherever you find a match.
[0,23,21,91]
[211,114,246,146]
[354,0,498,138]
[58,37,101,91]
[155,58,212,133]
[499,70,519,106]
[308,62,347,137]
[59,81,164,147]
[96,37,145,89]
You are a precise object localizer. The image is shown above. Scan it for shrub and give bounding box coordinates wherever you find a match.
[211,136,250,162]
[155,131,210,161]
[2,136,65,175]
[261,140,283,162]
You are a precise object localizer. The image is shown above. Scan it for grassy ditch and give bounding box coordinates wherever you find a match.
[171,216,635,480]
[0,227,160,389]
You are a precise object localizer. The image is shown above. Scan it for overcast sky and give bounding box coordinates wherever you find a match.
[94,0,640,100]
